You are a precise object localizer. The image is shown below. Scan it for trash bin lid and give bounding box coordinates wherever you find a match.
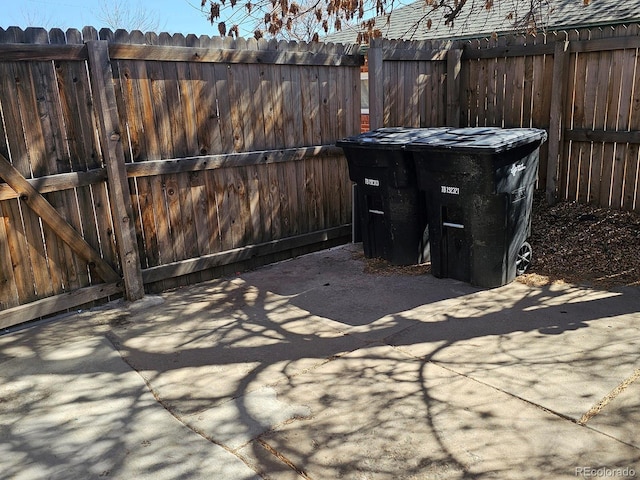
[405,127,548,154]
[336,127,451,150]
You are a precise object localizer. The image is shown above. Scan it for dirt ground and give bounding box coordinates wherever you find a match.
[521,193,640,290]
[359,193,640,291]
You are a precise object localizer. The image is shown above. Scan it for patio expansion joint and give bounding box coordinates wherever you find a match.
[428,359,640,450]
[103,331,267,475]
[257,438,314,480]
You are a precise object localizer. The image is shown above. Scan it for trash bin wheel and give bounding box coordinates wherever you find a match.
[516,241,532,276]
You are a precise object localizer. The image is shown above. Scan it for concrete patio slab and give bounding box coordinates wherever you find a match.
[1,243,638,479]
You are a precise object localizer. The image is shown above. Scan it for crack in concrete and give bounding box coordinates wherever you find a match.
[257,438,313,480]
[103,331,267,478]
[579,368,640,425]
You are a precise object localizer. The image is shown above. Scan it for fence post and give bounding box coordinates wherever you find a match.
[546,33,570,205]
[368,38,384,129]
[446,47,463,127]
[86,40,145,301]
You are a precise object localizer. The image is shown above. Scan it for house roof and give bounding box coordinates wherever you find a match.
[325,0,640,43]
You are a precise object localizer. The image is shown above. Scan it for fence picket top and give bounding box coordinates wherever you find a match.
[82,26,98,41]
[185,34,198,46]
[113,29,130,43]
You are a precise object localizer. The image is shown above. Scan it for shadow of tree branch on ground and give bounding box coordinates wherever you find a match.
[1,245,639,479]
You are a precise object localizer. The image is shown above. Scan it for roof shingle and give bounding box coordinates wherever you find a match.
[325,0,640,43]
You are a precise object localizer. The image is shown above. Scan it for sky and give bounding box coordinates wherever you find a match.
[0,0,221,37]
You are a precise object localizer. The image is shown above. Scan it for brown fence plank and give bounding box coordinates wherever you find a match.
[155,33,194,287]
[140,32,173,279]
[290,45,305,235]
[484,36,499,127]
[476,38,490,126]
[0,169,106,202]
[446,47,463,127]
[383,41,396,126]
[214,44,236,153]
[570,35,640,53]
[400,41,412,126]
[502,37,517,127]
[199,36,229,262]
[368,38,384,129]
[511,35,527,127]
[203,166,223,254]
[416,52,428,127]
[398,41,409,126]
[521,36,535,128]
[0,106,20,309]
[568,30,589,202]
[267,162,283,240]
[466,38,481,126]
[1,200,37,304]
[464,42,555,59]
[299,63,314,146]
[558,32,576,201]
[0,203,19,310]
[495,36,508,127]
[590,28,616,206]
[227,40,247,153]
[122,31,162,275]
[259,39,277,150]
[577,29,601,204]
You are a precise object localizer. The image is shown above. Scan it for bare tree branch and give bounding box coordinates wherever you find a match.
[198,0,571,42]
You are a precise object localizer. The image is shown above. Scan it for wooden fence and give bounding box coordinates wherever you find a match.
[0,27,362,329]
[4,23,640,329]
[369,25,640,212]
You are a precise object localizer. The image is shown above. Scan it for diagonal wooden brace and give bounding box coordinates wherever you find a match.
[0,153,121,284]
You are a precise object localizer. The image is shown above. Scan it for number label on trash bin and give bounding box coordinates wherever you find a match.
[441,185,460,195]
[364,178,380,187]
[510,163,526,176]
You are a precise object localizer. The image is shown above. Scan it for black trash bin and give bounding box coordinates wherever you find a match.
[336,128,448,266]
[406,127,548,288]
